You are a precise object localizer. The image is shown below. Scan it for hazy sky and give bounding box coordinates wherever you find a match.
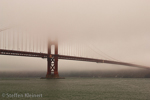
[0,0,150,72]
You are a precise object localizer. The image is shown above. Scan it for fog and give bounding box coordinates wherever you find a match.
[0,0,150,73]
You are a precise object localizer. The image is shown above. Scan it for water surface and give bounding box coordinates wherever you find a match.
[0,77,150,100]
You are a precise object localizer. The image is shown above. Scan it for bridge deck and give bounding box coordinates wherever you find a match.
[0,49,149,69]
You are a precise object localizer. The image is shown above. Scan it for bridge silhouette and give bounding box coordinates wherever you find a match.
[0,28,149,78]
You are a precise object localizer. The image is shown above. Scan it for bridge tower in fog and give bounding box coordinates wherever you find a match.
[46,39,59,78]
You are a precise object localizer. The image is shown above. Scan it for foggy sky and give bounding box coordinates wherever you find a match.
[0,0,150,72]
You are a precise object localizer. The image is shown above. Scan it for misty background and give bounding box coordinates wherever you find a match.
[0,0,150,77]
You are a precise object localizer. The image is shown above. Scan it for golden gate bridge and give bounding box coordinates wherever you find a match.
[0,27,149,79]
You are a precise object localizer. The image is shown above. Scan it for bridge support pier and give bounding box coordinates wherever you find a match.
[46,56,59,78]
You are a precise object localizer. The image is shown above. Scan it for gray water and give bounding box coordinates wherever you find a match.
[0,77,150,100]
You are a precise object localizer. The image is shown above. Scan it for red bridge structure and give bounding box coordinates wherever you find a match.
[0,28,149,79]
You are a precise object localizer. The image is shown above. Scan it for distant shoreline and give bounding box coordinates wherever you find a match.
[0,69,150,78]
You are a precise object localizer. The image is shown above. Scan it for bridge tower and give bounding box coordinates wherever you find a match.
[46,39,59,78]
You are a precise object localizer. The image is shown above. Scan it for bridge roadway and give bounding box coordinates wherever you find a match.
[0,49,149,69]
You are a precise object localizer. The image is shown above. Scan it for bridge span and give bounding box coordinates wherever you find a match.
[0,28,149,78]
[0,49,149,77]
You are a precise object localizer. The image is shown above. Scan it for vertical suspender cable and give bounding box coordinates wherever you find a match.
[42,37,43,53]
[65,43,66,55]
[82,44,84,57]
[29,33,30,51]
[0,32,1,49]
[61,42,62,54]
[13,31,15,50]
[78,43,80,57]
[0,31,1,49]
[40,36,41,52]
[22,31,23,51]
[33,34,34,52]
[18,31,19,50]
[26,33,27,51]
[70,43,71,56]
[68,43,69,55]
[67,44,69,55]
[2,33,4,49]
[5,32,7,49]
[42,36,43,52]
[0,33,1,49]
[4,33,6,49]
[6,32,7,49]
[80,44,82,57]
[62,43,64,55]
[40,37,43,53]
[68,43,69,56]
[5,32,6,49]
[76,43,77,56]
[66,43,68,55]
[8,30,10,50]
[63,43,65,55]
[5,33,8,49]
[4,32,5,49]
[37,35,38,52]
[3,32,5,49]
[78,44,80,57]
